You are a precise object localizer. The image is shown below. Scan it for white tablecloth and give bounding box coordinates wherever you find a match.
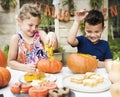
[0,67,112,97]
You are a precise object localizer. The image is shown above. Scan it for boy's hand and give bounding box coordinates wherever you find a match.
[75,9,88,23]
[46,32,56,47]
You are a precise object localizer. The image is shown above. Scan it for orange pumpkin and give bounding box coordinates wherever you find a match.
[10,82,21,94]
[41,81,58,90]
[0,50,7,67]
[10,82,32,94]
[66,53,98,74]
[37,59,63,73]
[29,86,48,97]
[0,67,11,87]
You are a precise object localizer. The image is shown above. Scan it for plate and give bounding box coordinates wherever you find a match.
[14,90,75,97]
[63,74,112,93]
[19,73,57,84]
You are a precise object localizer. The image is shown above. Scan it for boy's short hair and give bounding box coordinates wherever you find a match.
[84,10,104,27]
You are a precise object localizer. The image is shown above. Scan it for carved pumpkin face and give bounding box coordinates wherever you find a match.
[37,59,63,73]
[0,67,11,88]
[10,82,32,94]
[66,53,98,74]
[0,50,7,67]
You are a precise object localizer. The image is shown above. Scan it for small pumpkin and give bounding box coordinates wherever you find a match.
[41,81,58,90]
[10,82,21,94]
[105,60,113,73]
[29,86,49,97]
[110,82,120,97]
[10,82,32,94]
[108,60,120,83]
[66,53,98,74]
[0,50,7,67]
[37,59,63,73]
[0,67,11,87]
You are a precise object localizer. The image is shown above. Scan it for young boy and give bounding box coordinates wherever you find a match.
[67,9,112,68]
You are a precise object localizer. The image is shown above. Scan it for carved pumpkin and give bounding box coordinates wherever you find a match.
[41,81,58,90]
[10,82,21,94]
[108,60,120,83]
[37,59,63,73]
[29,86,49,97]
[0,50,7,67]
[10,82,32,94]
[0,67,11,87]
[66,53,98,74]
[110,82,120,97]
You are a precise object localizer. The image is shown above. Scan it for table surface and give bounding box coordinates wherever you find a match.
[0,67,112,97]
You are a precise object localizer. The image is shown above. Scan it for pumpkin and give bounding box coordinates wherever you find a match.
[110,82,120,97]
[108,60,120,83]
[0,50,7,67]
[29,86,48,97]
[66,53,98,74]
[10,82,21,94]
[10,82,32,94]
[0,67,11,87]
[37,59,63,73]
[41,81,58,90]
[105,60,113,73]
[63,10,70,22]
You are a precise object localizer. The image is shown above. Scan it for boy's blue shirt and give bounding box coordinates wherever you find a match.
[76,36,113,61]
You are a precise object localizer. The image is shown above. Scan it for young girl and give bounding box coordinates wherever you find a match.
[67,9,112,68]
[8,4,58,72]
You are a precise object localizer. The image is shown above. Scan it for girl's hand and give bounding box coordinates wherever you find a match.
[26,63,37,72]
[75,9,88,23]
[46,32,57,47]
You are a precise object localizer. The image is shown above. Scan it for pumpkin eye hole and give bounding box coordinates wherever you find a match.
[63,87,66,90]
[0,94,4,97]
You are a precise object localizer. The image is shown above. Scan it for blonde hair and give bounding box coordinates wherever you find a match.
[18,3,41,20]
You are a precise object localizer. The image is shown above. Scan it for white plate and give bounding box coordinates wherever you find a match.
[19,73,57,83]
[63,74,112,93]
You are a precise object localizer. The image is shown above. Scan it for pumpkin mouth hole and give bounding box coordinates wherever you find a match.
[53,90,58,93]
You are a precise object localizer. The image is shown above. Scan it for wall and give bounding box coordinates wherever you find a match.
[0,0,19,49]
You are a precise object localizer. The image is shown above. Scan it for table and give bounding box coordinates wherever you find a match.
[0,67,112,97]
